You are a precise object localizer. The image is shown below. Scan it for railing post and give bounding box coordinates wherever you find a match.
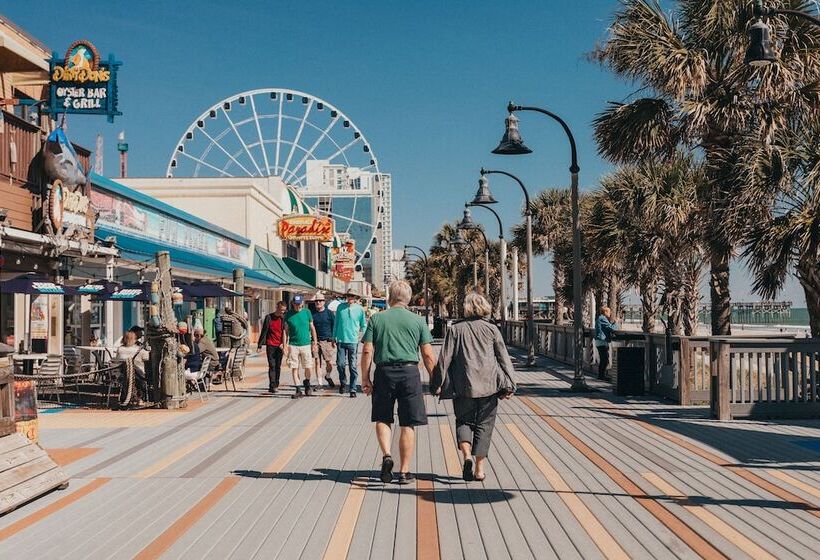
[679,337,692,406]
[710,339,731,420]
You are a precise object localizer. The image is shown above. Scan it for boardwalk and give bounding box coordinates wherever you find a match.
[1,347,819,559]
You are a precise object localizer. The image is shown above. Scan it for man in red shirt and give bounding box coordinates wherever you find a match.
[258,301,287,393]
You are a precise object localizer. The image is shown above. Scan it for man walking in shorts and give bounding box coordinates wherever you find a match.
[284,295,318,397]
[311,291,336,388]
[361,280,436,484]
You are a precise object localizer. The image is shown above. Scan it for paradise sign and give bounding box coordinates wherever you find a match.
[46,40,122,122]
[277,214,334,242]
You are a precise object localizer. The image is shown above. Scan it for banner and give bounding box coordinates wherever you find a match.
[30,296,49,340]
[331,240,356,282]
[277,214,334,242]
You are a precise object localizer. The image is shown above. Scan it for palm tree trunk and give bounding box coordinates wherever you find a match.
[798,261,820,338]
[709,246,732,335]
[639,276,659,333]
[607,277,623,320]
[553,263,566,325]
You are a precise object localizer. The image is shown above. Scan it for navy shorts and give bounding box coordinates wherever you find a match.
[371,364,428,427]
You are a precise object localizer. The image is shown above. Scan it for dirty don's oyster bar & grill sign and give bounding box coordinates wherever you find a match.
[46,40,122,122]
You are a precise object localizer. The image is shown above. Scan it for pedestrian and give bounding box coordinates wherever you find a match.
[284,295,318,397]
[258,301,287,393]
[431,292,516,482]
[361,280,436,485]
[594,306,618,381]
[333,289,367,397]
[186,326,219,373]
[311,291,336,388]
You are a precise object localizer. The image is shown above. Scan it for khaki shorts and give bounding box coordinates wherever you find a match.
[286,345,313,370]
[316,340,336,364]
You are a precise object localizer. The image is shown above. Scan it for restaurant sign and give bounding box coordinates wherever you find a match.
[331,240,356,282]
[46,40,122,122]
[47,179,95,237]
[277,214,334,242]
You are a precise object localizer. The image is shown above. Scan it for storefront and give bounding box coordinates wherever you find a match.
[88,173,292,343]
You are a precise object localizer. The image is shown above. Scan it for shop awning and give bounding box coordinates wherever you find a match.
[97,227,279,288]
[174,281,240,299]
[253,247,313,290]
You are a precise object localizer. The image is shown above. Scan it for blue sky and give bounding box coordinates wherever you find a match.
[7,0,806,304]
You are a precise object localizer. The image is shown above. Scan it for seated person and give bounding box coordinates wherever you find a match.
[185,326,219,373]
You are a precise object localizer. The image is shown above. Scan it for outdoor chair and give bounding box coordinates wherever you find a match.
[231,346,248,381]
[186,356,211,402]
[221,348,238,392]
[33,356,65,405]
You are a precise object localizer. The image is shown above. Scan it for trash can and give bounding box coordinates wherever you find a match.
[615,346,645,396]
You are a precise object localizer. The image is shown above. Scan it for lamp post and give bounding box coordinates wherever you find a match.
[746,1,820,66]
[466,201,507,323]
[403,244,430,324]
[492,101,585,389]
[475,169,536,367]
[458,207,491,300]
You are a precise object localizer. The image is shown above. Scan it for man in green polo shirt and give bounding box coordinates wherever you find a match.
[361,280,436,485]
[284,295,318,397]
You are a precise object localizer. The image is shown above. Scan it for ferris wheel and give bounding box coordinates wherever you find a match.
[166,88,386,271]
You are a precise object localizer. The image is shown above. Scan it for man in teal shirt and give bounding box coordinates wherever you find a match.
[333,290,367,397]
[361,280,436,485]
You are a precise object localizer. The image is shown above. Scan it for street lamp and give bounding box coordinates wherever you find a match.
[476,168,536,367]
[493,101,586,390]
[458,208,490,300]
[466,201,508,324]
[448,231,479,290]
[403,244,430,324]
[746,1,820,66]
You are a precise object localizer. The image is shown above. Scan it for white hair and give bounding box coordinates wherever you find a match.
[388,280,412,306]
[464,292,492,319]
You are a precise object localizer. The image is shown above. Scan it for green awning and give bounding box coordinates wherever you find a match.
[254,247,313,290]
[283,257,317,287]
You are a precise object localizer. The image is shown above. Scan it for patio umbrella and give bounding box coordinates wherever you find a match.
[173,281,240,299]
[0,274,65,295]
[104,282,151,302]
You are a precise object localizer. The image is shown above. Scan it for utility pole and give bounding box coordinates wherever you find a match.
[94,134,104,175]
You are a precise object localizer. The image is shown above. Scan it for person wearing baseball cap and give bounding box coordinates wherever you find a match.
[333,289,367,397]
[284,294,318,397]
[311,291,336,388]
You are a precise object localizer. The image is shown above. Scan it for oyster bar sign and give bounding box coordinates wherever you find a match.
[46,40,122,122]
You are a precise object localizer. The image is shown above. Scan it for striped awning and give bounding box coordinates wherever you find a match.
[287,187,314,215]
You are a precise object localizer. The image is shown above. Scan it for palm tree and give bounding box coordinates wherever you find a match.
[586,154,705,334]
[513,189,572,324]
[743,136,820,336]
[592,0,820,335]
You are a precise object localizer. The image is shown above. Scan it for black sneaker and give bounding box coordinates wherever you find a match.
[380,455,394,483]
[303,379,312,396]
[349,391,357,398]
[325,375,335,388]
[291,387,303,399]
[396,472,414,485]
[462,459,474,482]
[338,384,347,395]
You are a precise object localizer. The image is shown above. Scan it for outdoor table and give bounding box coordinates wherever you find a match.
[11,354,49,375]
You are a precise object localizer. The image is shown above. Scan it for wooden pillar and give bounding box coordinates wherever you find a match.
[233,268,245,316]
[148,251,186,409]
[679,337,692,406]
[710,339,731,420]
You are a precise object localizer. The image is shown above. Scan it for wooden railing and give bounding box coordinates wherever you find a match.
[502,320,818,419]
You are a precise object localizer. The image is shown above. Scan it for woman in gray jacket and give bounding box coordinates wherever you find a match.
[431,292,516,481]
